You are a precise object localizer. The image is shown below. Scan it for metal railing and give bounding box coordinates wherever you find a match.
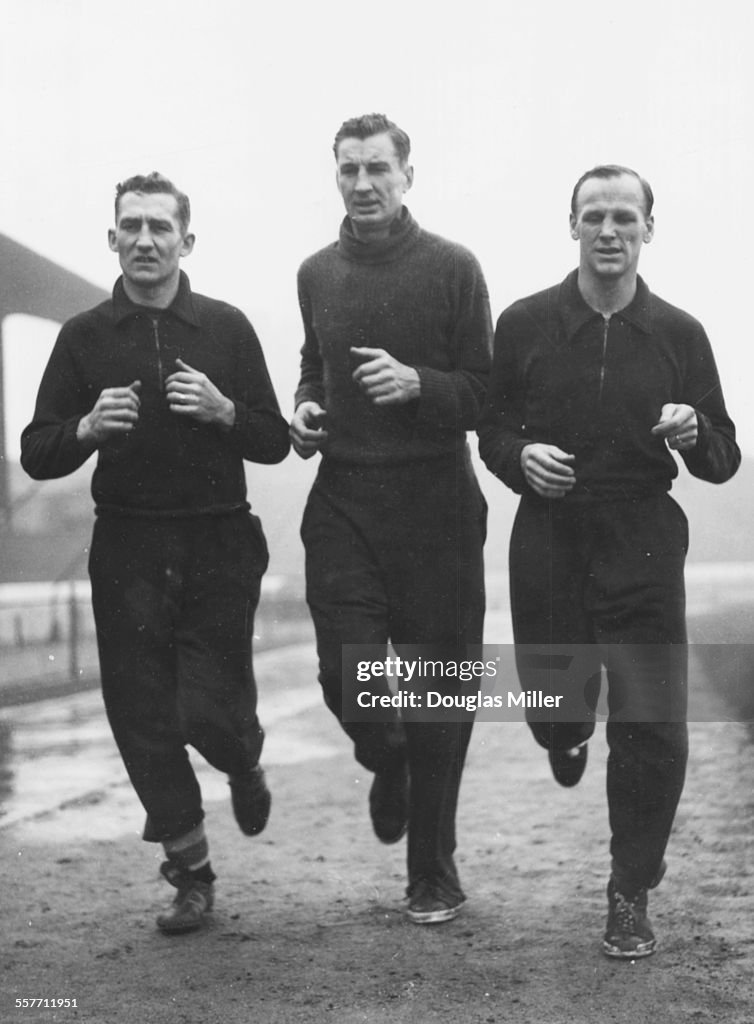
[0,573,311,703]
[0,579,98,694]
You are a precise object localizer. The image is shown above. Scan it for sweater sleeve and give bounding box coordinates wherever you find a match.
[679,323,740,484]
[293,268,326,410]
[224,310,290,465]
[413,248,492,435]
[476,303,530,493]
[20,322,98,480]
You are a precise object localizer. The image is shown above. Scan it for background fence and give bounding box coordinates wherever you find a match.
[0,575,311,705]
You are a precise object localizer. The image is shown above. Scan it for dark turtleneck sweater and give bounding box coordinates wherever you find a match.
[295,207,493,465]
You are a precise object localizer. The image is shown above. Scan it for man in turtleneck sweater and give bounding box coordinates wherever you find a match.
[478,165,739,959]
[290,113,492,924]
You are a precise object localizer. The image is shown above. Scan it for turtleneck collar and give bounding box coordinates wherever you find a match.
[337,206,420,265]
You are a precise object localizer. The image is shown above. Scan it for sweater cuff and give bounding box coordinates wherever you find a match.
[680,409,711,470]
[294,384,325,410]
[414,366,458,432]
[63,418,97,474]
[71,417,96,458]
[504,439,530,493]
[228,399,246,436]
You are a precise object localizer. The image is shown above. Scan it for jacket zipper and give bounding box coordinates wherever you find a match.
[151,317,164,388]
[599,316,610,403]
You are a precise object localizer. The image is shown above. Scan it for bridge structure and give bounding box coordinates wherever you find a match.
[0,233,108,525]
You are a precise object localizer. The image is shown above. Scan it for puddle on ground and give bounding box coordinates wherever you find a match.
[0,645,337,841]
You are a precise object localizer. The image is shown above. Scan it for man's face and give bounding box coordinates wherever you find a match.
[570,174,653,282]
[108,191,194,294]
[335,132,413,238]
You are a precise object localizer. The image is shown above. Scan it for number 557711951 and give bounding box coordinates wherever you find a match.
[15,999,78,1009]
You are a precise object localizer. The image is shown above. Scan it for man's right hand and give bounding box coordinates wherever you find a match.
[290,401,328,459]
[76,381,142,448]
[520,443,576,499]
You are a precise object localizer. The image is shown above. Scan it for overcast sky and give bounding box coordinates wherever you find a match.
[2,0,752,457]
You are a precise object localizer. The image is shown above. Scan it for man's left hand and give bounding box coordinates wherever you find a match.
[350,347,420,406]
[651,403,698,451]
[165,358,236,429]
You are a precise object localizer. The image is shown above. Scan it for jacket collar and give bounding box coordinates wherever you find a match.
[559,268,653,341]
[112,271,199,327]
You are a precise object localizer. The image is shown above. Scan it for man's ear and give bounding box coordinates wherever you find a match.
[643,215,655,244]
[404,164,414,192]
[569,213,579,240]
[181,232,196,257]
[107,228,118,252]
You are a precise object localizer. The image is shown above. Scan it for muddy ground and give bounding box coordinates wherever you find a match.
[2,637,753,1024]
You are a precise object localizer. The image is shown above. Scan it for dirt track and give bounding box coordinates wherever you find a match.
[3,640,754,1024]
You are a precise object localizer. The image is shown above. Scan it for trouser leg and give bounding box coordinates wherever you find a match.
[404,717,474,899]
[90,513,269,842]
[90,518,204,840]
[607,719,687,891]
[385,456,486,893]
[591,496,689,890]
[509,498,596,750]
[174,513,268,776]
[302,482,407,773]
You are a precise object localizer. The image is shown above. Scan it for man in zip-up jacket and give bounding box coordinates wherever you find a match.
[21,172,290,935]
[478,165,739,959]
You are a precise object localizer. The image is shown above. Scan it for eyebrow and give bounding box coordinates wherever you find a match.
[119,216,174,229]
[339,160,391,172]
[580,204,640,216]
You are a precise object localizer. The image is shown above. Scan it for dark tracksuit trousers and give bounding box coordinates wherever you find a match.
[89,510,269,842]
[509,492,689,893]
[301,452,487,901]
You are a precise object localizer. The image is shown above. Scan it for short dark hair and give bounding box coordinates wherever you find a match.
[332,113,411,167]
[571,164,654,218]
[114,172,191,234]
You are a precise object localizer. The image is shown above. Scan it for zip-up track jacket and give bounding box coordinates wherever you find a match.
[21,272,290,513]
[477,270,740,501]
